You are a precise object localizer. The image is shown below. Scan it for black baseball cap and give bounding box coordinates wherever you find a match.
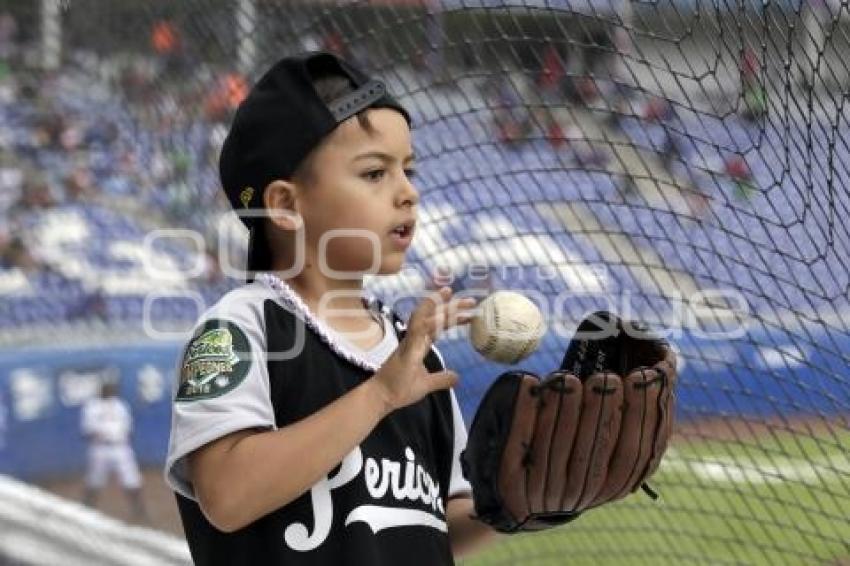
[218,51,411,277]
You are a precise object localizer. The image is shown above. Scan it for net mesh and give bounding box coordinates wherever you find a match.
[2,0,850,564]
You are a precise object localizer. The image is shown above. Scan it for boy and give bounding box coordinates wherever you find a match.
[165,52,496,564]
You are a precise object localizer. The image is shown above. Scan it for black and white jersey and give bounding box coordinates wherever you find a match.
[165,274,471,565]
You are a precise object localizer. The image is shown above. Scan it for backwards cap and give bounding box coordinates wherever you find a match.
[218,51,411,275]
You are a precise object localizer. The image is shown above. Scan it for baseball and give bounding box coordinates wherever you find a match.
[470,291,545,364]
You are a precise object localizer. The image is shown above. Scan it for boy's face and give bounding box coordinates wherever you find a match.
[295,108,419,277]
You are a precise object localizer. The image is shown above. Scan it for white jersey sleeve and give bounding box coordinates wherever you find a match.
[165,284,277,499]
[80,399,97,436]
[120,400,133,436]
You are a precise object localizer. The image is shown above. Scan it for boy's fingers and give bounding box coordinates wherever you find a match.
[429,296,477,333]
[410,287,452,327]
[424,370,458,394]
[398,330,430,364]
[400,289,476,362]
[406,288,453,342]
[398,289,448,360]
[444,297,477,328]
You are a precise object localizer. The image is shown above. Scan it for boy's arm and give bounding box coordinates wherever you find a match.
[190,288,475,533]
[190,378,390,532]
[447,496,503,558]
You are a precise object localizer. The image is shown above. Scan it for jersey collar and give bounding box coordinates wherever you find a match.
[255,273,403,373]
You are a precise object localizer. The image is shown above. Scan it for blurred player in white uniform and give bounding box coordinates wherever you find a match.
[81,380,147,520]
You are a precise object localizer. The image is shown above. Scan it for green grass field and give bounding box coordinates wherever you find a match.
[462,427,850,566]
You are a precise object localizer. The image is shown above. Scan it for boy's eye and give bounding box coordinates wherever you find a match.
[404,168,417,179]
[362,169,385,182]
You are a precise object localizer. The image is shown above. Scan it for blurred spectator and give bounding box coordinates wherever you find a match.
[148,148,171,186]
[206,122,229,164]
[151,20,178,55]
[587,28,616,77]
[544,120,567,149]
[574,145,610,169]
[0,237,40,273]
[0,62,14,111]
[485,75,533,146]
[151,19,185,77]
[118,62,157,106]
[725,155,756,200]
[34,110,67,150]
[84,116,119,148]
[659,129,685,173]
[64,166,96,203]
[417,8,445,83]
[536,46,568,148]
[16,174,57,211]
[537,45,567,100]
[203,72,248,122]
[165,180,194,220]
[0,154,22,209]
[0,11,17,59]
[460,43,479,70]
[643,97,673,123]
[563,26,630,110]
[605,95,630,130]
[81,380,148,521]
[575,76,600,106]
[740,47,767,122]
[561,31,610,107]
[69,290,109,322]
[321,28,350,60]
[685,187,712,219]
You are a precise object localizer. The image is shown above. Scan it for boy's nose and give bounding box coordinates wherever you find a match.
[395,177,420,208]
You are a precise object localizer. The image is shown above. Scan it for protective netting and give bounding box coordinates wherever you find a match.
[1,0,849,564]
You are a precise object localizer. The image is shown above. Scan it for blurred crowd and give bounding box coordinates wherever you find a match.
[0,11,237,296]
[0,9,762,327]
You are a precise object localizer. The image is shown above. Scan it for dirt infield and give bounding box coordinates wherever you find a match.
[36,467,185,538]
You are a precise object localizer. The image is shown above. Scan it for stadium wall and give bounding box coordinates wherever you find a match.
[1,318,847,481]
[0,342,179,480]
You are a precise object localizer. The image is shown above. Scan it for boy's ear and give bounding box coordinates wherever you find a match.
[264,180,300,230]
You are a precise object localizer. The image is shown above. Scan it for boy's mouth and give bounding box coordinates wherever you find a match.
[390,220,416,248]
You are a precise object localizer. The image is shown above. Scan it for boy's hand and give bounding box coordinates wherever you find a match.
[371,287,476,415]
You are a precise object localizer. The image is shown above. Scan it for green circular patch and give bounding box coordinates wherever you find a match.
[176,319,252,402]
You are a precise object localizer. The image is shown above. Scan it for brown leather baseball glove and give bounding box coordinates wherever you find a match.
[461,311,677,533]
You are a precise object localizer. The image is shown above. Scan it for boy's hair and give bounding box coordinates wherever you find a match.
[217,51,410,277]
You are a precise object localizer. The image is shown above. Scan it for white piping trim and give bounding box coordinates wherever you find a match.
[256,273,391,373]
[256,275,447,375]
